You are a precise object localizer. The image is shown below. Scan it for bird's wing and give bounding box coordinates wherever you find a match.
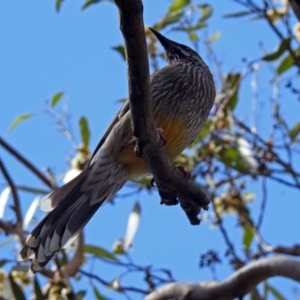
[39,101,130,212]
[89,67,171,164]
[89,100,130,163]
[89,69,166,163]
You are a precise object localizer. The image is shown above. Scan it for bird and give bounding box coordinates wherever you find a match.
[18,27,216,273]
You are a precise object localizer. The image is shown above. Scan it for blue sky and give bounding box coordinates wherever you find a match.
[1,0,300,299]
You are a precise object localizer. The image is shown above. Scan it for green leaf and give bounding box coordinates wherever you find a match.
[9,274,26,300]
[55,0,64,12]
[199,4,213,22]
[112,45,126,60]
[93,286,107,300]
[242,225,254,252]
[277,48,300,74]
[265,283,286,300]
[81,0,112,10]
[218,147,250,174]
[169,0,190,12]
[163,10,183,25]
[60,248,69,266]
[209,31,221,43]
[224,11,255,18]
[262,38,291,61]
[131,176,152,188]
[288,122,300,141]
[34,277,44,300]
[263,281,268,299]
[79,117,90,148]
[8,113,34,132]
[0,259,9,267]
[77,290,87,300]
[189,31,198,41]
[221,73,241,111]
[84,244,118,261]
[174,22,207,32]
[51,91,64,107]
[277,55,293,74]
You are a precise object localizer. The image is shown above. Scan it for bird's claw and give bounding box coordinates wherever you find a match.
[156,128,167,146]
[134,144,144,158]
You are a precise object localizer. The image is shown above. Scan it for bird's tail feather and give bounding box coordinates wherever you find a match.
[40,168,90,212]
[19,156,128,274]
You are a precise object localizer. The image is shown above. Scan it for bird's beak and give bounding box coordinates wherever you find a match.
[148,27,173,50]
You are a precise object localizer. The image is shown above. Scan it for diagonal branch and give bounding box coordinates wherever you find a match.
[62,232,85,277]
[145,256,300,300]
[0,137,54,189]
[0,159,26,244]
[79,268,149,294]
[289,0,300,22]
[113,0,209,225]
[0,159,22,224]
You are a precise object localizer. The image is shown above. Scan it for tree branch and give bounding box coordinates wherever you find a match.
[62,232,85,277]
[113,0,210,225]
[0,137,54,189]
[145,256,300,300]
[289,0,300,22]
[79,269,149,294]
[0,159,22,224]
[0,158,25,244]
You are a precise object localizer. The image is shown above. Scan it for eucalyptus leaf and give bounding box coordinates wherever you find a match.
[169,0,190,12]
[277,48,300,74]
[79,117,90,148]
[224,11,255,18]
[82,0,112,10]
[93,286,107,300]
[218,147,250,174]
[112,45,126,60]
[8,113,34,132]
[199,4,212,22]
[84,244,118,261]
[265,282,286,300]
[262,38,291,61]
[50,91,64,107]
[289,122,300,141]
[9,274,26,300]
[34,277,44,300]
[55,0,64,12]
[243,225,254,252]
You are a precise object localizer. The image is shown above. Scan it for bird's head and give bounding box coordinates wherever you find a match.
[149,27,203,65]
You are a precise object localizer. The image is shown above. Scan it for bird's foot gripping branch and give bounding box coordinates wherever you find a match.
[134,128,166,158]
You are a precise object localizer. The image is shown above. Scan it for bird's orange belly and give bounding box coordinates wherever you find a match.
[118,117,189,179]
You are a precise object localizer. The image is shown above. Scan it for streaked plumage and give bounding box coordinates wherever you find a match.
[19,28,216,273]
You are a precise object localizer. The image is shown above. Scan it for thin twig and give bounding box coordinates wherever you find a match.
[256,177,267,230]
[62,232,85,277]
[0,159,23,225]
[0,137,54,189]
[79,269,149,294]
